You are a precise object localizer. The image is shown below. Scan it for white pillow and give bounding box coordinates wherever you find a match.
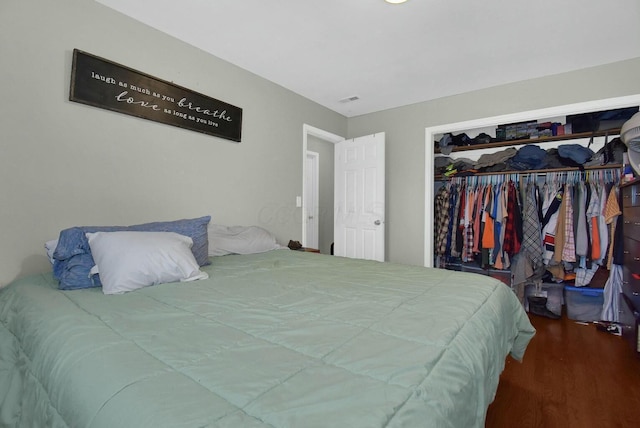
[207,224,285,256]
[86,231,209,295]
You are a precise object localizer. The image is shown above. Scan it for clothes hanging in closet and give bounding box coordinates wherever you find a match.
[434,170,621,285]
[435,178,524,271]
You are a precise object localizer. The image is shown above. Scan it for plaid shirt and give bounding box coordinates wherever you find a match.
[562,185,577,262]
[434,185,451,256]
[522,183,544,269]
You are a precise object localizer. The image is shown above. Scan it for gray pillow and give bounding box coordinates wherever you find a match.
[208,224,284,256]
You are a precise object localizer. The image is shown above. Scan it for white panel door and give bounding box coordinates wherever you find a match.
[334,133,385,261]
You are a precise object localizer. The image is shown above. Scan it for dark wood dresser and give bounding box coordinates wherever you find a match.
[621,178,640,355]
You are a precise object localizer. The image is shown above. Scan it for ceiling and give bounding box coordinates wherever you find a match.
[96,0,640,118]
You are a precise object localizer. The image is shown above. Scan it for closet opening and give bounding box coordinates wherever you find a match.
[424,94,640,268]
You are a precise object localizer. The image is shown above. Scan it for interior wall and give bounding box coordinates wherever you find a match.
[348,57,640,267]
[3,1,640,286]
[307,136,335,255]
[0,0,347,286]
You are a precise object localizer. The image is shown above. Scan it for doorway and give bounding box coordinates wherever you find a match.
[302,125,386,261]
[302,125,343,254]
[304,151,320,250]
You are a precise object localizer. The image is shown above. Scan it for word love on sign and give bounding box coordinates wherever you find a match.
[69,49,242,142]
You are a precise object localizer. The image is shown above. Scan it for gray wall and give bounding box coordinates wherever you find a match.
[2,0,640,286]
[348,58,640,267]
[0,0,346,286]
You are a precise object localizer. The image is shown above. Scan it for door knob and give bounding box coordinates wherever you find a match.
[374,220,381,225]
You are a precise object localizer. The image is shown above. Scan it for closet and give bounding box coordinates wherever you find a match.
[425,97,640,322]
[424,95,640,269]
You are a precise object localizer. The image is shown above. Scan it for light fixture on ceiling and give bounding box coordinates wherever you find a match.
[385,0,408,4]
[620,111,640,175]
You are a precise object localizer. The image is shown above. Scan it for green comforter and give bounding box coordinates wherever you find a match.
[0,250,534,428]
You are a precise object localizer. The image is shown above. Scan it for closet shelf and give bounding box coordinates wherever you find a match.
[435,164,622,181]
[433,129,620,154]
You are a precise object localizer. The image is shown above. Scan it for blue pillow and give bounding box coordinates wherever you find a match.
[52,216,211,290]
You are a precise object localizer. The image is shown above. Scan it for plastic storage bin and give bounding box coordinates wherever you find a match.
[525,282,564,316]
[564,286,605,322]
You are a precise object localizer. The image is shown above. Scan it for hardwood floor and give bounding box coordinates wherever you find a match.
[486,312,640,428]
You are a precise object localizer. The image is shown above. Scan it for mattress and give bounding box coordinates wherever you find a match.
[0,250,535,428]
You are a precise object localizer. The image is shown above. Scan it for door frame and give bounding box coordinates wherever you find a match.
[424,94,640,268]
[302,124,344,247]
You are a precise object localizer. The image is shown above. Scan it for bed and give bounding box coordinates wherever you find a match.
[0,242,534,427]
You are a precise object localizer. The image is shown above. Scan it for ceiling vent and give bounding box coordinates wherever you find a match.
[339,95,360,103]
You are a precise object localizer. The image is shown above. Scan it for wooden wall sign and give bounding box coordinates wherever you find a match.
[69,49,242,142]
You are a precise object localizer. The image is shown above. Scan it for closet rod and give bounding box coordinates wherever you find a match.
[447,167,621,186]
[437,163,622,181]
